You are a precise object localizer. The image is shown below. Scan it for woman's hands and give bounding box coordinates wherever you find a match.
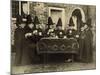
[25,33,32,38]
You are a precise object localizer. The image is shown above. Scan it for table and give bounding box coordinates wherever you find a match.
[36,37,79,62]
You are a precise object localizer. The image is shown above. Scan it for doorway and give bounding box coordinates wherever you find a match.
[70,8,85,31]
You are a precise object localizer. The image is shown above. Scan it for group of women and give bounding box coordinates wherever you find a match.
[14,14,93,66]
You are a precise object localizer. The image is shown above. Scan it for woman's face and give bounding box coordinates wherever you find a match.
[84,24,88,29]
[36,24,40,29]
[28,23,34,29]
[69,26,74,29]
[50,25,53,29]
[57,26,62,30]
[81,24,88,31]
[19,23,25,28]
[81,26,85,31]
[21,23,25,28]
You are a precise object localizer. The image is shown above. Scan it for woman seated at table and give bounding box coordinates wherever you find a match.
[44,17,55,37]
[54,18,66,38]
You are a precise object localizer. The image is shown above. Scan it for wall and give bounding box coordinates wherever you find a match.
[11,2,96,49]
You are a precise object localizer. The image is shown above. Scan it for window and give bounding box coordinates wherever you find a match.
[48,7,65,29]
[12,1,19,18]
[21,1,28,18]
[12,1,29,18]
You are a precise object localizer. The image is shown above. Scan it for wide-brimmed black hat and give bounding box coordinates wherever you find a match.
[46,17,54,25]
[33,16,40,25]
[15,14,25,24]
[56,18,62,27]
[68,17,75,26]
[26,14,33,24]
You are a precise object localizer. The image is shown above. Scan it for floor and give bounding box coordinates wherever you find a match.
[11,51,96,74]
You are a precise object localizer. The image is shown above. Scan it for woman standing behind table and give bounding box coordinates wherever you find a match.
[54,18,65,38]
[44,17,55,37]
[66,16,78,39]
[79,18,93,63]
[32,16,43,43]
[21,15,36,65]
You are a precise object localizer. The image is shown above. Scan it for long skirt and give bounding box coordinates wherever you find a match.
[79,39,93,63]
[21,43,36,65]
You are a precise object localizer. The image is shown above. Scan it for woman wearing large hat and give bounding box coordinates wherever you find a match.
[79,18,93,63]
[32,16,43,42]
[21,14,37,65]
[66,16,78,38]
[24,14,35,40]
[33,16,42,36]
[33,16,40,25]
[44,17,55,37]
[24,14,35,32]
[46,17,55,28]
[54,18,65,38]
[14,14,26,66]
[31,16,44,63]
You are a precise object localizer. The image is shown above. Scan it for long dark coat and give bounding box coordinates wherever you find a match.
[21,26,36,65]
[79,28,93,63]
[14,27,25,65]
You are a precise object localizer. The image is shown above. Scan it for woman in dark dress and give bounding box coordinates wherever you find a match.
[21,15,36,65]
[79,19,93,63]
[14,14,26,66]
[21,15,43,65]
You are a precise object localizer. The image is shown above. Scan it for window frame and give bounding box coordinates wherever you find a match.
[48,7,65,30]
[12,1,30,20]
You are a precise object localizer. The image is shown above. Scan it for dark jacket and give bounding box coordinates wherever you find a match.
[66,29,77,38]
[14,27,25,65]
[24,26,35,44]
[79,28,93,63]
[21,26,42,65]
[54,29,65,38]
[33,28,43,43]
[21,26,36,65]
[44,28,55,37]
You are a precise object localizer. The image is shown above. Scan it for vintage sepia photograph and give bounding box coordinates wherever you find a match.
[11,0,96,74]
